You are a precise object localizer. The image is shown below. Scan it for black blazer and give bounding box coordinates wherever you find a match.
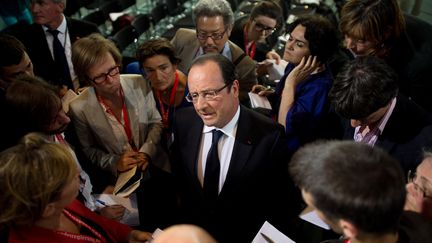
[343,95,432,174]
[171,106,301,243]
[11,17,99,86]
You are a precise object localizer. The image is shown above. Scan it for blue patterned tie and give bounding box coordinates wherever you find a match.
[203,129,224,200]
[47,29,73,89]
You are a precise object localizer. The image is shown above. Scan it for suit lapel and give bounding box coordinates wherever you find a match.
[222,107,252,193]
[85,88,122,154]
[122,81,140,149]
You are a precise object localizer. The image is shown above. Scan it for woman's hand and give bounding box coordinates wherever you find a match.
[136,152,150,171]
[285,56,320,88]
[251,84,274,97]
[117,151,140,172]
[129,230,153,242]
[266,50,282,64]
[99,205,126,221]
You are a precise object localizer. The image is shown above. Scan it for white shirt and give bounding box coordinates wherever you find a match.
[42,15,78,89]
[198,106,240,193]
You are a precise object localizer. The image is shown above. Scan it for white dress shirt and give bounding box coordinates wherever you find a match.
[198,105,240,193]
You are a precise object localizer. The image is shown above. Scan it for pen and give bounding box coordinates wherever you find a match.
[96,199,108,207]
[260,232,275,243]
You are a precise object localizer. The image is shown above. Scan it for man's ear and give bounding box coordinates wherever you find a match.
[339,219,359,239]
[226,26,233,37]
[57,1,66,13]
[231,80,239,98]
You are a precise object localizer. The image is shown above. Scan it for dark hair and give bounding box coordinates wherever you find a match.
[5,75,61,143]
[0,34,26,70]
[287,15,339,63]
[250,0,283,26]
[136,38,181,66]
[193,0,234,28]
[190,53,237,88]
[339,0,405,57]
[329,56,399,119]
[290,140,406,234]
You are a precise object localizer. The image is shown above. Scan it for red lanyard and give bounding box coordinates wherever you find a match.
[244,25,256,59]
[97,88,135,150]
[56,210,106,243]
[156,71,179,129]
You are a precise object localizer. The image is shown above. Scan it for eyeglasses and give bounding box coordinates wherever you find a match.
[253,20,276,34]
[408,170,432,199]
[90,65,120,84]
[196,29,227,41]
[185,83,229,103]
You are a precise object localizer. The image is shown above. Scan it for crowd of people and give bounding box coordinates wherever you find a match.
[1,0,432,242]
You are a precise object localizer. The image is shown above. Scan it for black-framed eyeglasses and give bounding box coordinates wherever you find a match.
[90,65,120,84]
[196,28,227,41]
[253,20,276,34]
[185,83,229,103]
[408,170,432,199]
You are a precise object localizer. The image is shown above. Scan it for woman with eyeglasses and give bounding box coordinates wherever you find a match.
[229,0,282,62]
[69,33,169,190]
[69,34,177,230]
[254,15,339,152]
[136,38,191,148]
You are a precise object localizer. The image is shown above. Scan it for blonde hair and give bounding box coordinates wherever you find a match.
[0,133,77,228]
[72,33,122,85]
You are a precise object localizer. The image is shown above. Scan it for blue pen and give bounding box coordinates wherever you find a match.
[96,199,108,207]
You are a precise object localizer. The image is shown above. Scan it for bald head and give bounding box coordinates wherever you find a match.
[154,225,217,243]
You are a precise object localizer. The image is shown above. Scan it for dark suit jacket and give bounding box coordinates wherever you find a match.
[343,95,432,174]
[171,106,301,243]
[10,17,99,86]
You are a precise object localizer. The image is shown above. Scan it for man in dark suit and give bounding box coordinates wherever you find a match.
[329,56,432,175]
[9,0,99,91]
[171,53,301,243]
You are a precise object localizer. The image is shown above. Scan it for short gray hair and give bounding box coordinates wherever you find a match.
[193,0,234,28]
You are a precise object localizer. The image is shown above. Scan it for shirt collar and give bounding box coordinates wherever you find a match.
[203,105,240,138]
[197,42,232,61]
[377,97,397,134]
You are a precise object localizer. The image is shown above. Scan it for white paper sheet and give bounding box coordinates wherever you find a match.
[252,221,295,243]
[248,92,272,109]
[300,210,330,230]
[266,59,288,81]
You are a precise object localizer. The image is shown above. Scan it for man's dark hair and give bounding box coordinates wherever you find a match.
[190,53,237,88]
[5,75,61,145]
[329,56,399,119]
[287,15,339,63]
[0,34,26,71]
[289,140,406,234]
